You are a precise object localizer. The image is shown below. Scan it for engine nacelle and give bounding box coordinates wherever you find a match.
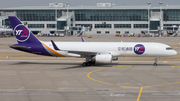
[95,54,112,63]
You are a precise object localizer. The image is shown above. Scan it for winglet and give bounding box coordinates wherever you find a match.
[51,40,60,50]
[81,37,85,42]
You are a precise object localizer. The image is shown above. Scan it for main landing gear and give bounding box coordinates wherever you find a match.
[82,57,95,66]
[82,61,95,66]
[153,57,159,66]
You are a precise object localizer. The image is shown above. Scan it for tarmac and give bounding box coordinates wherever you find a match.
[0,36,180,101]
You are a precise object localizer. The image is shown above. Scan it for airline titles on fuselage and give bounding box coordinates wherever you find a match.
[118,47,133,51]
[118,44,145,55]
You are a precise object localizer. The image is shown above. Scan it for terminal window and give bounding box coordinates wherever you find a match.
[95,24,111,28]
[114,24,131,28]
[74,10,148,21]
[97,31,101,34]
[125,31,129,34]
[134,24,148,28]
[150,21,160,30]
[57,21,67,30]
[47,24,55,28]
[105,31,110,34]
[164,24,180,27]
[28,24,44,28]
[17,10,58,21]
[75,24,92,28]
[164,9,180,21]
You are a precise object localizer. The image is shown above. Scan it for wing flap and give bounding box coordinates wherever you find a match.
[67,50,97,56]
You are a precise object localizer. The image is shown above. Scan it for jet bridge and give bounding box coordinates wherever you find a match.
[161,25,180,37]
[64,26,92,36]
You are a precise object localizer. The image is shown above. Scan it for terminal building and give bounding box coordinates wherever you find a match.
[0,3,180,35]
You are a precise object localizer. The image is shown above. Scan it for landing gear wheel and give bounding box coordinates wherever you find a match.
[82,62,87,66]
[82,61,95,66]
[86,62,92,66]
[153,63,157,66]
[153,57,159,66]
[82,57,96,66]
[91,61,95,65]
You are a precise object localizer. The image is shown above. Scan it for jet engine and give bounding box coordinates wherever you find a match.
[94,54,112,63]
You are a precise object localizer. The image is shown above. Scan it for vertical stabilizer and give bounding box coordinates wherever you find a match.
[8,16,40,44]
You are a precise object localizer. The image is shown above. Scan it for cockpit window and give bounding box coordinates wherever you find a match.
[166,47,173,50]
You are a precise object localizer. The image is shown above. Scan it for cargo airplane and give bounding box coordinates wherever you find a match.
[9,16,177,66]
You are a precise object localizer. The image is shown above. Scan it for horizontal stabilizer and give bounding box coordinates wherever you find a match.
[9,45,31,49]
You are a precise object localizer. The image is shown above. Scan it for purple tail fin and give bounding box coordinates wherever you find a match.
[8,16,40,44]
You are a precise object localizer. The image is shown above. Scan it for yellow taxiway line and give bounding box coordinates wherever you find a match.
[87,66,139,89]
[87,65,180,101]
[171,66,180,68]
[137,87,143,101]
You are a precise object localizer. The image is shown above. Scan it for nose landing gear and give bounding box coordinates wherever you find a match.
[153,57,159,66]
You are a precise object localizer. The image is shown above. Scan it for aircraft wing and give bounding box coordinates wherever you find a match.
[67,50,98,56]
[51,40,100,56]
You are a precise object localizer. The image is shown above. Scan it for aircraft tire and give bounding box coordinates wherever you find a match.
[82,61,95,66]
[82,62,87,66]
[87,62,91,66]
[153,63,157,66]
[91,61,95,65]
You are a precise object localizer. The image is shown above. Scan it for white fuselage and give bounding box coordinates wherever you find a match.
[42,42,177,58]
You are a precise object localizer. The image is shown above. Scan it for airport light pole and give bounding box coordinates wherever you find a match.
[66,2,70,36]
[147,2,151,34]
[2,18,4,27]
[66,2,69,25]
[55,2,58,34]
[159,2,163,36]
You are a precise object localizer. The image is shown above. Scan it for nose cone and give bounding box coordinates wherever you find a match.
[172,50,177,56]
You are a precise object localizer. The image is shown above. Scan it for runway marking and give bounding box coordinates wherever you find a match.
[163,61,167,63]
[87,66,139,89]
[137,87,143,101]
[171,66,180,68]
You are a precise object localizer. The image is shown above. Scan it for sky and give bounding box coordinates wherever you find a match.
[0,0,180,8]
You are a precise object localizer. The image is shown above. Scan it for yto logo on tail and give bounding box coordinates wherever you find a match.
[14,24,30,42]
[134,44,145,55]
